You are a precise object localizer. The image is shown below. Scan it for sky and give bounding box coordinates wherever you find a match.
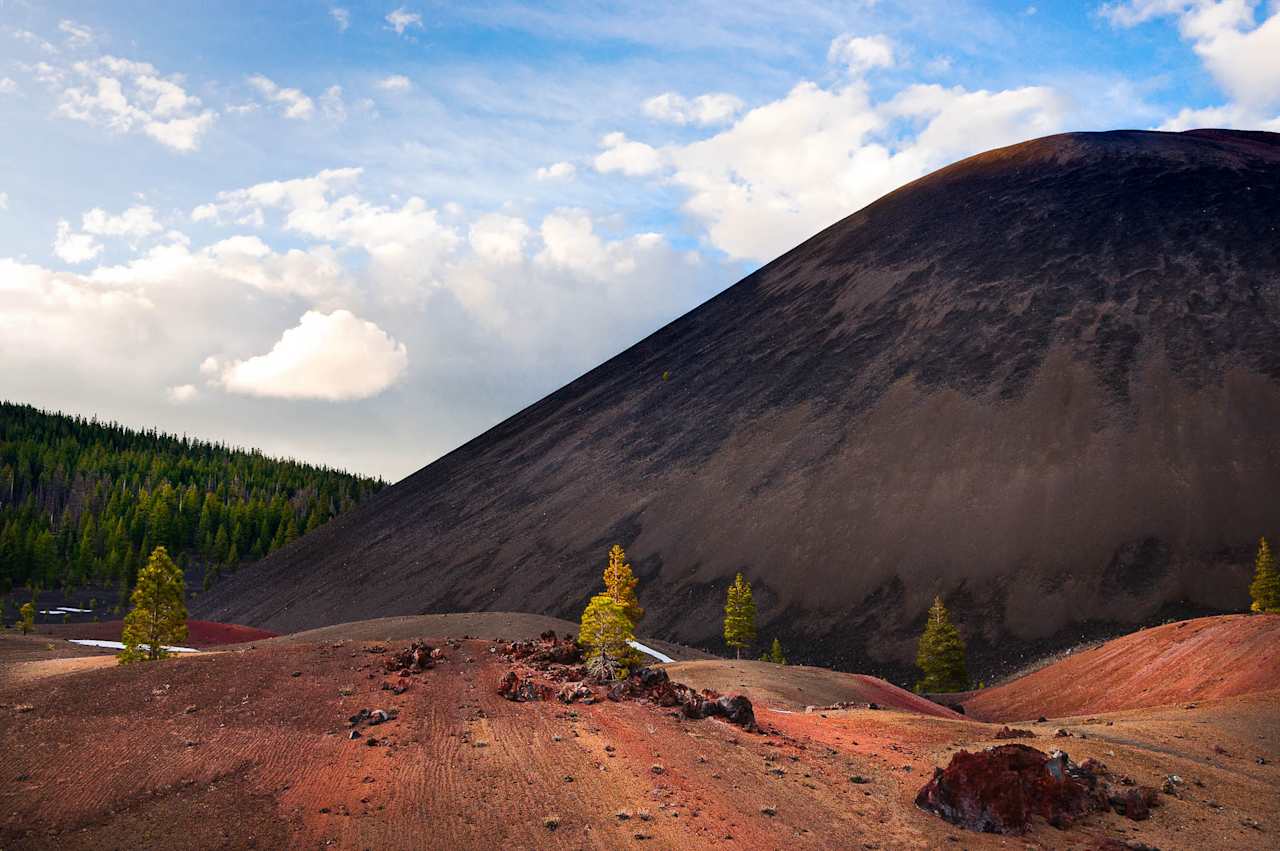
[1,0,1278,480]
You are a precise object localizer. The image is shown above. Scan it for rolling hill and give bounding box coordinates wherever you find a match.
[198,129,1280,681]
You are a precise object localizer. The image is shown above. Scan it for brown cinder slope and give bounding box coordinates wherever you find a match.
[198,129,1280,681]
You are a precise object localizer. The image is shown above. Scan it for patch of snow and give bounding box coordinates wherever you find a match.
[67,639,199,653]
[55,606,93,613]
[627,639,674,664]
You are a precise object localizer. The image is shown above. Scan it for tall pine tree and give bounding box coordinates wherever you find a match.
[118,546,188,664]
[723,572,757,658]
[1249,536,1280,613]
[602,544,644,627]
[915,595,969,693]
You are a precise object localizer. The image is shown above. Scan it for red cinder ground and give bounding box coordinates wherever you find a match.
[963,614,1280,721]
[0,614,1276,850]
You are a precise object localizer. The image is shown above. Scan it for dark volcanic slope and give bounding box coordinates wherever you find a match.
[199,130,1280,681]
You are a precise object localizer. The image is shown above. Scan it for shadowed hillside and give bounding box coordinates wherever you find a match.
[198,129,1280,682]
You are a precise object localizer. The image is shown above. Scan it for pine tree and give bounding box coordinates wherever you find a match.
[18,601,34,634]
[579,594,633,681]
[915,595,969,693]
[1249,536,1280,613]
[118,545,188,664]
[602,544,644,627]
[723,572,757,658]
[760,637,786,665]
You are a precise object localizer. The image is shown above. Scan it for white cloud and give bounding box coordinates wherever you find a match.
[0,77,17,94]
[828,34,895,73]
[58,19,94,48]
[376,74,412,92]
[248,74,315,120]
[468,213,531,265]
[656,79,1067,261]
[166,383,198,403]
[53,220,103,264]
[81,205,163,239]
[593,131,663,176]
[55,55,216,151]
[0,192,8,211]
[643,92,744,126]
[534,161,576,181]
[331,7,351,31]
[217,309,408,400]
[386,7,423,35]
[320,84,346,121]
[1105,0,1280,121]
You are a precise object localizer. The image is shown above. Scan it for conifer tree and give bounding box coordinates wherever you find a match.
[723,572,757,658]
[118,546,188,664]
[579,593,633,680]
[760,637,786,665]
[18,601,34,634]
[915,595,969,693]
[602,544,644,627]
[1249,536,1280,613]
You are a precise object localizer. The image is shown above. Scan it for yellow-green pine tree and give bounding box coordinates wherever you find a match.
[915,595,969,693]
[760,637,786,665]
[602,544,644,627]
[723,572,757,658]
[579,593,634,680]
[118,546,188,664]
[18,601,34,635]
[1249,536,1280,613]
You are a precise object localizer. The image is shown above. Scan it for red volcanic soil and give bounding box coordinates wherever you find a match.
[964,614,1280,722]
[2,630,1277,849]
[37,619,278,648]
[664,659,961,719]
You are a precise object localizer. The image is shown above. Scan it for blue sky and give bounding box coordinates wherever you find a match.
[1,0,1277,478]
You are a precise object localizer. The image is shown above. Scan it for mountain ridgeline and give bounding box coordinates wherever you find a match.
[0,401,384,600]
[197,130,1280,681]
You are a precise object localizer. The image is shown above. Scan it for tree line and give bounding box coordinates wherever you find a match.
[0,401,384,597]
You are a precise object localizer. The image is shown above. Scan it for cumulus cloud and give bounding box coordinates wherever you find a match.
[376,74,412,92]
[468,214,531,265]
[166,383,198,403]
[828,34,895,73]
[534,161,576,181]
[248,74,315,119]
[386,7,423,35]
[55,55,215,151]
[643,92,744,126]
[331,7,351,31]
[594,132,663,176]
[53,220,103,264]
[0,192,8,211]
[1104,0,1280,124]
[81,205,163,239]
[216,310,408,400]
[320,84,346,121]
[654,79,1067,261]
[0,77,18,94]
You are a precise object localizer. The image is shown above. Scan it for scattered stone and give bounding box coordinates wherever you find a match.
[850,775,870,784]
[1055,728,1073,738]
[766,766,785,777]
[381,682,408,695]
[1241,818,1263,831]
[636,811,652,822]
[1213,745,1230,756]
[761,805,777,817]
[615,810,632,821]
[290,671,301,678]
[651,764,664,775]
[1108,786,1159,821]
[363,644,387,654]
[542,815,560,831]
[183,739,199,748]
[994,726,1035,739]
[1037,716,1048,723]
[183,704,197,714]
[385,640,436,674]
[1257,756,1268,765]
[349,730,362,740]
[1162,775,1182,795]
[13,704,33,713]
[365,737,380,747]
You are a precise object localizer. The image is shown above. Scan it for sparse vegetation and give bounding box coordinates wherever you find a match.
[18,600,34,634]
[760,637,786,665]
[578,593,633,680]
[118,546,188,664]
[603,544,644,627]
[1249,536,1279,613]
[723,572,757,658]
[915,595,969,693]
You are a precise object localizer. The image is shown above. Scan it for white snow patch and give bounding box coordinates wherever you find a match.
[56,606,93,613]
[68,639,200,653]
[627,639,674,664]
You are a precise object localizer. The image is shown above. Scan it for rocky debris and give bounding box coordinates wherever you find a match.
[385,641,435,674]
[505,631,582,667]
[915,745,1167,834]
[607,667,760,732]
[993,726,1035,739]
[381,682,409,695]
[498,670,553,702]
[804,701,877,713]
[557,682,597,704]
[348,707,399,728]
